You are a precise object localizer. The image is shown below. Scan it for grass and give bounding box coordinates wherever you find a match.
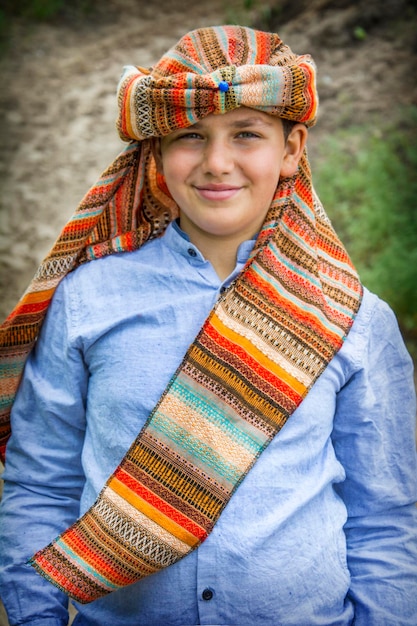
[313,107,417,358]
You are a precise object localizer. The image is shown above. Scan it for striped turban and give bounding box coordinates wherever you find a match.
[117,25,318,141]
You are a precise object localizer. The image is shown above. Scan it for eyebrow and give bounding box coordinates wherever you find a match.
[192,116,274,130]
[230,117,274,128]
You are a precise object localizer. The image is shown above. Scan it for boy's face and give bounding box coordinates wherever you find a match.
[156,107,305,245]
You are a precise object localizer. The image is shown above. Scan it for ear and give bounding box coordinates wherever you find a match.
[151,138,164,174]
[280,123,308,179]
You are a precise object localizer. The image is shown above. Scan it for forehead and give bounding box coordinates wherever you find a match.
[186,107,282,131]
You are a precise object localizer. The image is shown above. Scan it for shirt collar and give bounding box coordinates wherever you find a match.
[163,219,256,266]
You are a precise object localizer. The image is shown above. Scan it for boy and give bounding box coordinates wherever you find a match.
[0,25,416,626]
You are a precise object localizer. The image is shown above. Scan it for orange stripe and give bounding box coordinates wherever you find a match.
[33,553,96,603]
[114,467,208,540]
[124,79,137,139]
[111,469,206,544]
[209,312,306,397]
[63,527,130,583]
[204,318,304,407]
[16,300,50,315]
[20,289,55,305]
[245,268,341,349]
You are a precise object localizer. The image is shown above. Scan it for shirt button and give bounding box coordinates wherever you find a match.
[202,587,214,601]
[187,248,197,257]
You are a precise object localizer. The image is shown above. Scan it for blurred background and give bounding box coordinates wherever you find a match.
[0,1,416,622]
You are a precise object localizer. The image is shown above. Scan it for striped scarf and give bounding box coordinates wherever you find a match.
[0,26,362,602]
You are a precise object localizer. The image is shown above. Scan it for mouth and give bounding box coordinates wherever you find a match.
[194,184,242,202]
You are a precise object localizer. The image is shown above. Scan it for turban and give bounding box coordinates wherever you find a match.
[117,25,318,141]
[0,26,362,603]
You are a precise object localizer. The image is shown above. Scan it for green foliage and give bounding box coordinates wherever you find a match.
[225,0,274,27]
[314,108,417,338]
[0,0,97,52]
[353,25,367,40]
[1,0,95,20]
[5,0,65,20]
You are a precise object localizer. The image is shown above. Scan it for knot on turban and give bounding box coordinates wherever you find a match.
[117,25,318,141]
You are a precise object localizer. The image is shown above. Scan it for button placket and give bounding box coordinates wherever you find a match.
[196,538,219,622]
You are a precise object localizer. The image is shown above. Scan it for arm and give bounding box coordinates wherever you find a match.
[332,294,417,625]
[0,280,88,625]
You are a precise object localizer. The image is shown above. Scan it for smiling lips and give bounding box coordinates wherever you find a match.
[194,184,242,202]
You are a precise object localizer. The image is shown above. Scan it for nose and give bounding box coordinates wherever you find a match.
[202,138,234,177]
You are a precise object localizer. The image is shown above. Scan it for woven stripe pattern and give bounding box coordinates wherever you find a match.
[0,26,362,602]
[117,25,317,141]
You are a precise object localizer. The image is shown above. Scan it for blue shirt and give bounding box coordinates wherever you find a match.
[1,221,417,626]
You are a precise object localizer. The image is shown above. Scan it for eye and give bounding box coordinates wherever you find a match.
[176,131,204,141]
[236,131,261,139]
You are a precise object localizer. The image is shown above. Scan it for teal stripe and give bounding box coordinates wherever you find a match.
[55,538,119,590]
[170,378,264,454]
[184,78,197,125]
[92,175,121,187]
[112,237,125,253]
[319,246,359,274]
[269,241,354,317]
[168,49,205,74]
[276,223,360,311]
[0,361,22,376]
[292,191,316,221]
[69,208,104,222]
[246,26,258,63]
[149,411,243,485]
[263,69,285,106]
[0,394,14,409]
[269,240,322,289]
[278,218,315,257]
[252,262,344,337]
[217,27,230,59]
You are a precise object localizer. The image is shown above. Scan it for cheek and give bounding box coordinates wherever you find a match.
[161,152,194,187]
[251,163,281,195]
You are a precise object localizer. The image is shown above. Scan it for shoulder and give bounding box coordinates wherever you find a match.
[337,287,412,376]
[58,235,168,302]
[45,235,169,339]
[71,236,164,282]
[350,287,395,336]
[345,287,402,345]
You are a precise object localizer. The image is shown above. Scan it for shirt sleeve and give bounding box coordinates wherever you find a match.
[0,279,88,625]
[332,293,417,626]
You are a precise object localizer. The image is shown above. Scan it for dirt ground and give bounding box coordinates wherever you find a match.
[0,0,416,623]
